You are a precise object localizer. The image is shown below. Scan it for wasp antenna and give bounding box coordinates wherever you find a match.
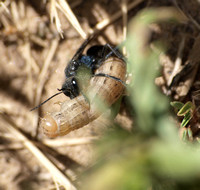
[57,88,62,91]
[30,91,63,111]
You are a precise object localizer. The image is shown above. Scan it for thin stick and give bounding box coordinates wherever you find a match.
[121,0,127,55]
[0,143,23,151]
[70,0,82,8]
[50,0,64,37]
[0,132,97,147]
[20,42,40,74]
[172,0,200,30]
[0,1,10,14]
[30,35,49,48]
[19,43,39,104]
[0,112,76,190]
[34,39,59,108]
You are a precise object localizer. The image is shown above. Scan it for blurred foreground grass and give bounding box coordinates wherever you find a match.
[81,8,200,190]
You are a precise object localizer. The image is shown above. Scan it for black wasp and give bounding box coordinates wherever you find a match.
[31,35,125,111]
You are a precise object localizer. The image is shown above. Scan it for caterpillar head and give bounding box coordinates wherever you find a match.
[40,115,59,138]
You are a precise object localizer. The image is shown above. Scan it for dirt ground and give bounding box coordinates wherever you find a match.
[1,0,200,189]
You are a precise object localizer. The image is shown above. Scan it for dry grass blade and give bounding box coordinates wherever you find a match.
[50,0,64,37]
[34,39,59,109]
[187,14,200,31]
[10,1,25,31]
[0,143,23,151]
[20,42,40,74]
[0,112,77,190]
[30,35,49,48]
[42,136,99,147]
[70,0,82,8]
[0,1,10,14]
[89,0,144,34]
[56,0,87,39]
[50,0,142,41]
[19,42,39,103]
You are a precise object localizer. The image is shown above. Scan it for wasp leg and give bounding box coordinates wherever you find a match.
[96,44,126,68]
[104,44,125,60]
[93,73,126,87]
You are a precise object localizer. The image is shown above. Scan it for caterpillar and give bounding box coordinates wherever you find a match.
[40,56,126,137]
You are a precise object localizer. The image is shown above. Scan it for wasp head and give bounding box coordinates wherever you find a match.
[60,77,79,99]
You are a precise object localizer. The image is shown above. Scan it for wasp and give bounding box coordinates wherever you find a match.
[31,35,126,110]
[31,35,127,137]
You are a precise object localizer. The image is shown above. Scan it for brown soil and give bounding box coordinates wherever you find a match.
[1,0,200,189]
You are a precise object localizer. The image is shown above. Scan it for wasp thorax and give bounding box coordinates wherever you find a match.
[41,115,59,138]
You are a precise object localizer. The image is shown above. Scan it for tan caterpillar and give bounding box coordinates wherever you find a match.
[40,56,126,137]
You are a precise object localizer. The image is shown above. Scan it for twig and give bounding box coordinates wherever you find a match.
[34,39,58,108]
[10,1,25,31]
[20,42,40,74]
[19,43,40,104]
[42,136,99,147]
[0,132,98,147]
[187,14,200,31]
[70,0,82,8]
[167,36,185,87]
[172,0,200,30]
[121,0,127,55]
[0,112,76,190]
[30,35,49,48]
[175,35,200,97]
